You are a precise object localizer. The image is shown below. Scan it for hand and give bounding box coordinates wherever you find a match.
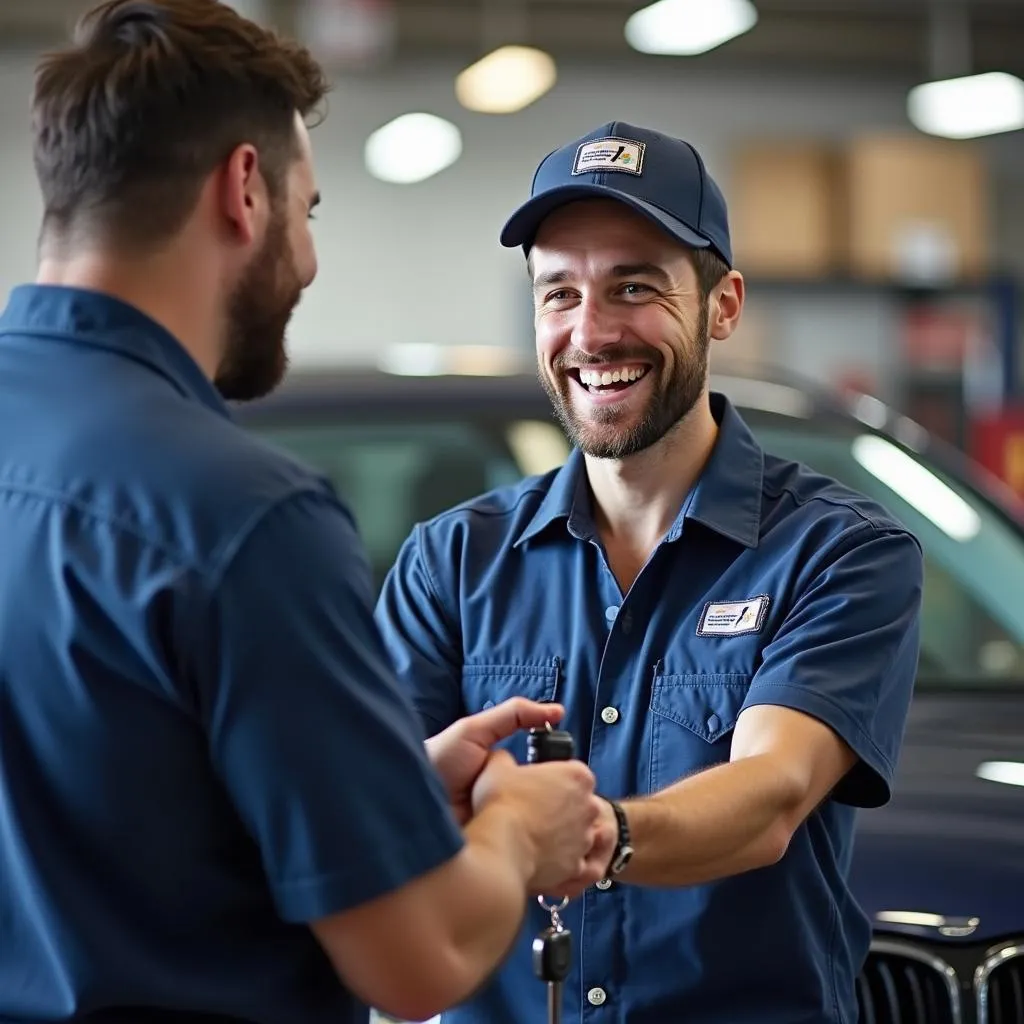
[471,750,601,894]
[545,796,619,899]
[425,699,565,825]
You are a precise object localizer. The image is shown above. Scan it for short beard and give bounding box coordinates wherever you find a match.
[540,297,710,459]
[214,206,301,403]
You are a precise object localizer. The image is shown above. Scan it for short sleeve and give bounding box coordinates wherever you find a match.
[375,526,465,737]
[191,489,464,923]
[743,523,923,808]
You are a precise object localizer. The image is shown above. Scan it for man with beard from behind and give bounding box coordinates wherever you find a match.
[376,122,925,1024]
[0,3,618,1022]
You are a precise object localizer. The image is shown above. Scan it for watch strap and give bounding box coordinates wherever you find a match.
[601,797,634,877]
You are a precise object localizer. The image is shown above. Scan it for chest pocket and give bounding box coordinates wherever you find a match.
[647,673,749,794]
[462,660,561,761]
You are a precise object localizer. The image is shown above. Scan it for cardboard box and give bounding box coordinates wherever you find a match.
[844,134,991,283]
[728,142,845,277]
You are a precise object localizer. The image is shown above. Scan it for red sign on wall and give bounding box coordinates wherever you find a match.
[970,408,1024,500]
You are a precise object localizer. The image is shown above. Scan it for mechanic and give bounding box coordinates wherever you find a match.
[375,121,925,1024]
[0,3,614,1022]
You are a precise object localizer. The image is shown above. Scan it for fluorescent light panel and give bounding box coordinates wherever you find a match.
[377,343,526,377]
[456,45,557,114]
[364,113,462,185]
[625,0,758,56]
[908,72,1024,139]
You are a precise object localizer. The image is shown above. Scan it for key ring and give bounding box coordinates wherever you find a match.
[538,894,569,929]
[538,895,568,913]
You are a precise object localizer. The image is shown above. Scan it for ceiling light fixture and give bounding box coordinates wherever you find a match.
[456,45,557,114]
[625,0,758,56]
[364,113,463,185]
[907,71,1024,139]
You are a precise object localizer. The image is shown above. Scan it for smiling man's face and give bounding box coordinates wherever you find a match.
[531,198,711,460]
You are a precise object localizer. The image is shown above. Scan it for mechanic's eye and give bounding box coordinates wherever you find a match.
[621,282,652,296]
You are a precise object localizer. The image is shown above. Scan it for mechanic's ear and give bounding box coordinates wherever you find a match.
[709,271,744,341]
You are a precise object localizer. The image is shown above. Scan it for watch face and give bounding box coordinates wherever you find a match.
[612,844,634,874]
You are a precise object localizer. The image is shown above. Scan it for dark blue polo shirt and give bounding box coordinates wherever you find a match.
[0,285,464,1023]
[375,393,923,1024]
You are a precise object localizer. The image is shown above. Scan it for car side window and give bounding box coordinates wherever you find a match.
[255,421,555,589]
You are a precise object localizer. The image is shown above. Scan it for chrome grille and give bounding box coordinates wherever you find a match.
[977,943,1024,1024]
[858,940,960,1024]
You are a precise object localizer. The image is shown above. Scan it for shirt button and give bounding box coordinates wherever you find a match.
[595,878,613,890]
[600,706,620,725]
[587,987,607,1006]
[604,605,619,623]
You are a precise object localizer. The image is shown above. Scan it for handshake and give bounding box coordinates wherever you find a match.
[425,698,619,898]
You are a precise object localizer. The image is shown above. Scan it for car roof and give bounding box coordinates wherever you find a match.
[232,361,1024,530]
[236,363,848,425]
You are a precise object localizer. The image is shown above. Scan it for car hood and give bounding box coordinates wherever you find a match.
[850,691,1024,944]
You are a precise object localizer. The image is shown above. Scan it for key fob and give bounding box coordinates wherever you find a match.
[533,925,573,983]
[527,727,575,763]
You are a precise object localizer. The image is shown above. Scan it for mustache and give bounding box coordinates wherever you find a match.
[553,347,662,372]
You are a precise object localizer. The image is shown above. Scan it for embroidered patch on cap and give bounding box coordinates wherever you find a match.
[697,595,770,637]
[572,137,645,176]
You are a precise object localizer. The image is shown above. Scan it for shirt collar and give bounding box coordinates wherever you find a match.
[514,447,592,548]
[514,391,764,550]
[682,392,763,547]
[0,284,230,418]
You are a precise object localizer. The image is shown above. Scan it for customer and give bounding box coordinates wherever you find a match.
[376,121,925,1023]
[0,4,612,1022]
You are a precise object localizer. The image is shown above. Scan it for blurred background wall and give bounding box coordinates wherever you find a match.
[1,0,1023,485]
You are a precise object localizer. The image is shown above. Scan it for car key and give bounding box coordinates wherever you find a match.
[527,721,575,763]
[534,897,572,1024]
[528,722,576,1024]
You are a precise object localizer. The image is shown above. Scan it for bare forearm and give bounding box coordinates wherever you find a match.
[618,755,800,888]
[312,801,535,1021]
[441,803,537,985]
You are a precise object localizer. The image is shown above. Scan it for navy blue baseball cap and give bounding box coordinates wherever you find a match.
[499,120,732,267]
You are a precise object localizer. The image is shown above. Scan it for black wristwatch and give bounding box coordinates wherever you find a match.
[601,797,634,877]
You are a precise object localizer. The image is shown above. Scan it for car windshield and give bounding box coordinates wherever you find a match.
[741,414,1024,690]
[253,379,1024,691]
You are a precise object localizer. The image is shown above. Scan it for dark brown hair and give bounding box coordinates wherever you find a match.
[691,247,730,300]
[32,0,330,252]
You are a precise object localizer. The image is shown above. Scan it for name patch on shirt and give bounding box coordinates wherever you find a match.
[697,595,770,636]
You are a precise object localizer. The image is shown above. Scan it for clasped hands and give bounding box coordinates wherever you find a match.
[426,698,618,900]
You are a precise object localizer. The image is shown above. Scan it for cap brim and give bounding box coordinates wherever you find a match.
[499,183,712,253]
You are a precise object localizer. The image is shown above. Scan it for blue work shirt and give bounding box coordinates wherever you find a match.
[0,285,464,1023]
[376,392,923,1024]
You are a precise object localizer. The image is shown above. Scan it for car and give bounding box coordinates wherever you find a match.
[236,358,1024,1024]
